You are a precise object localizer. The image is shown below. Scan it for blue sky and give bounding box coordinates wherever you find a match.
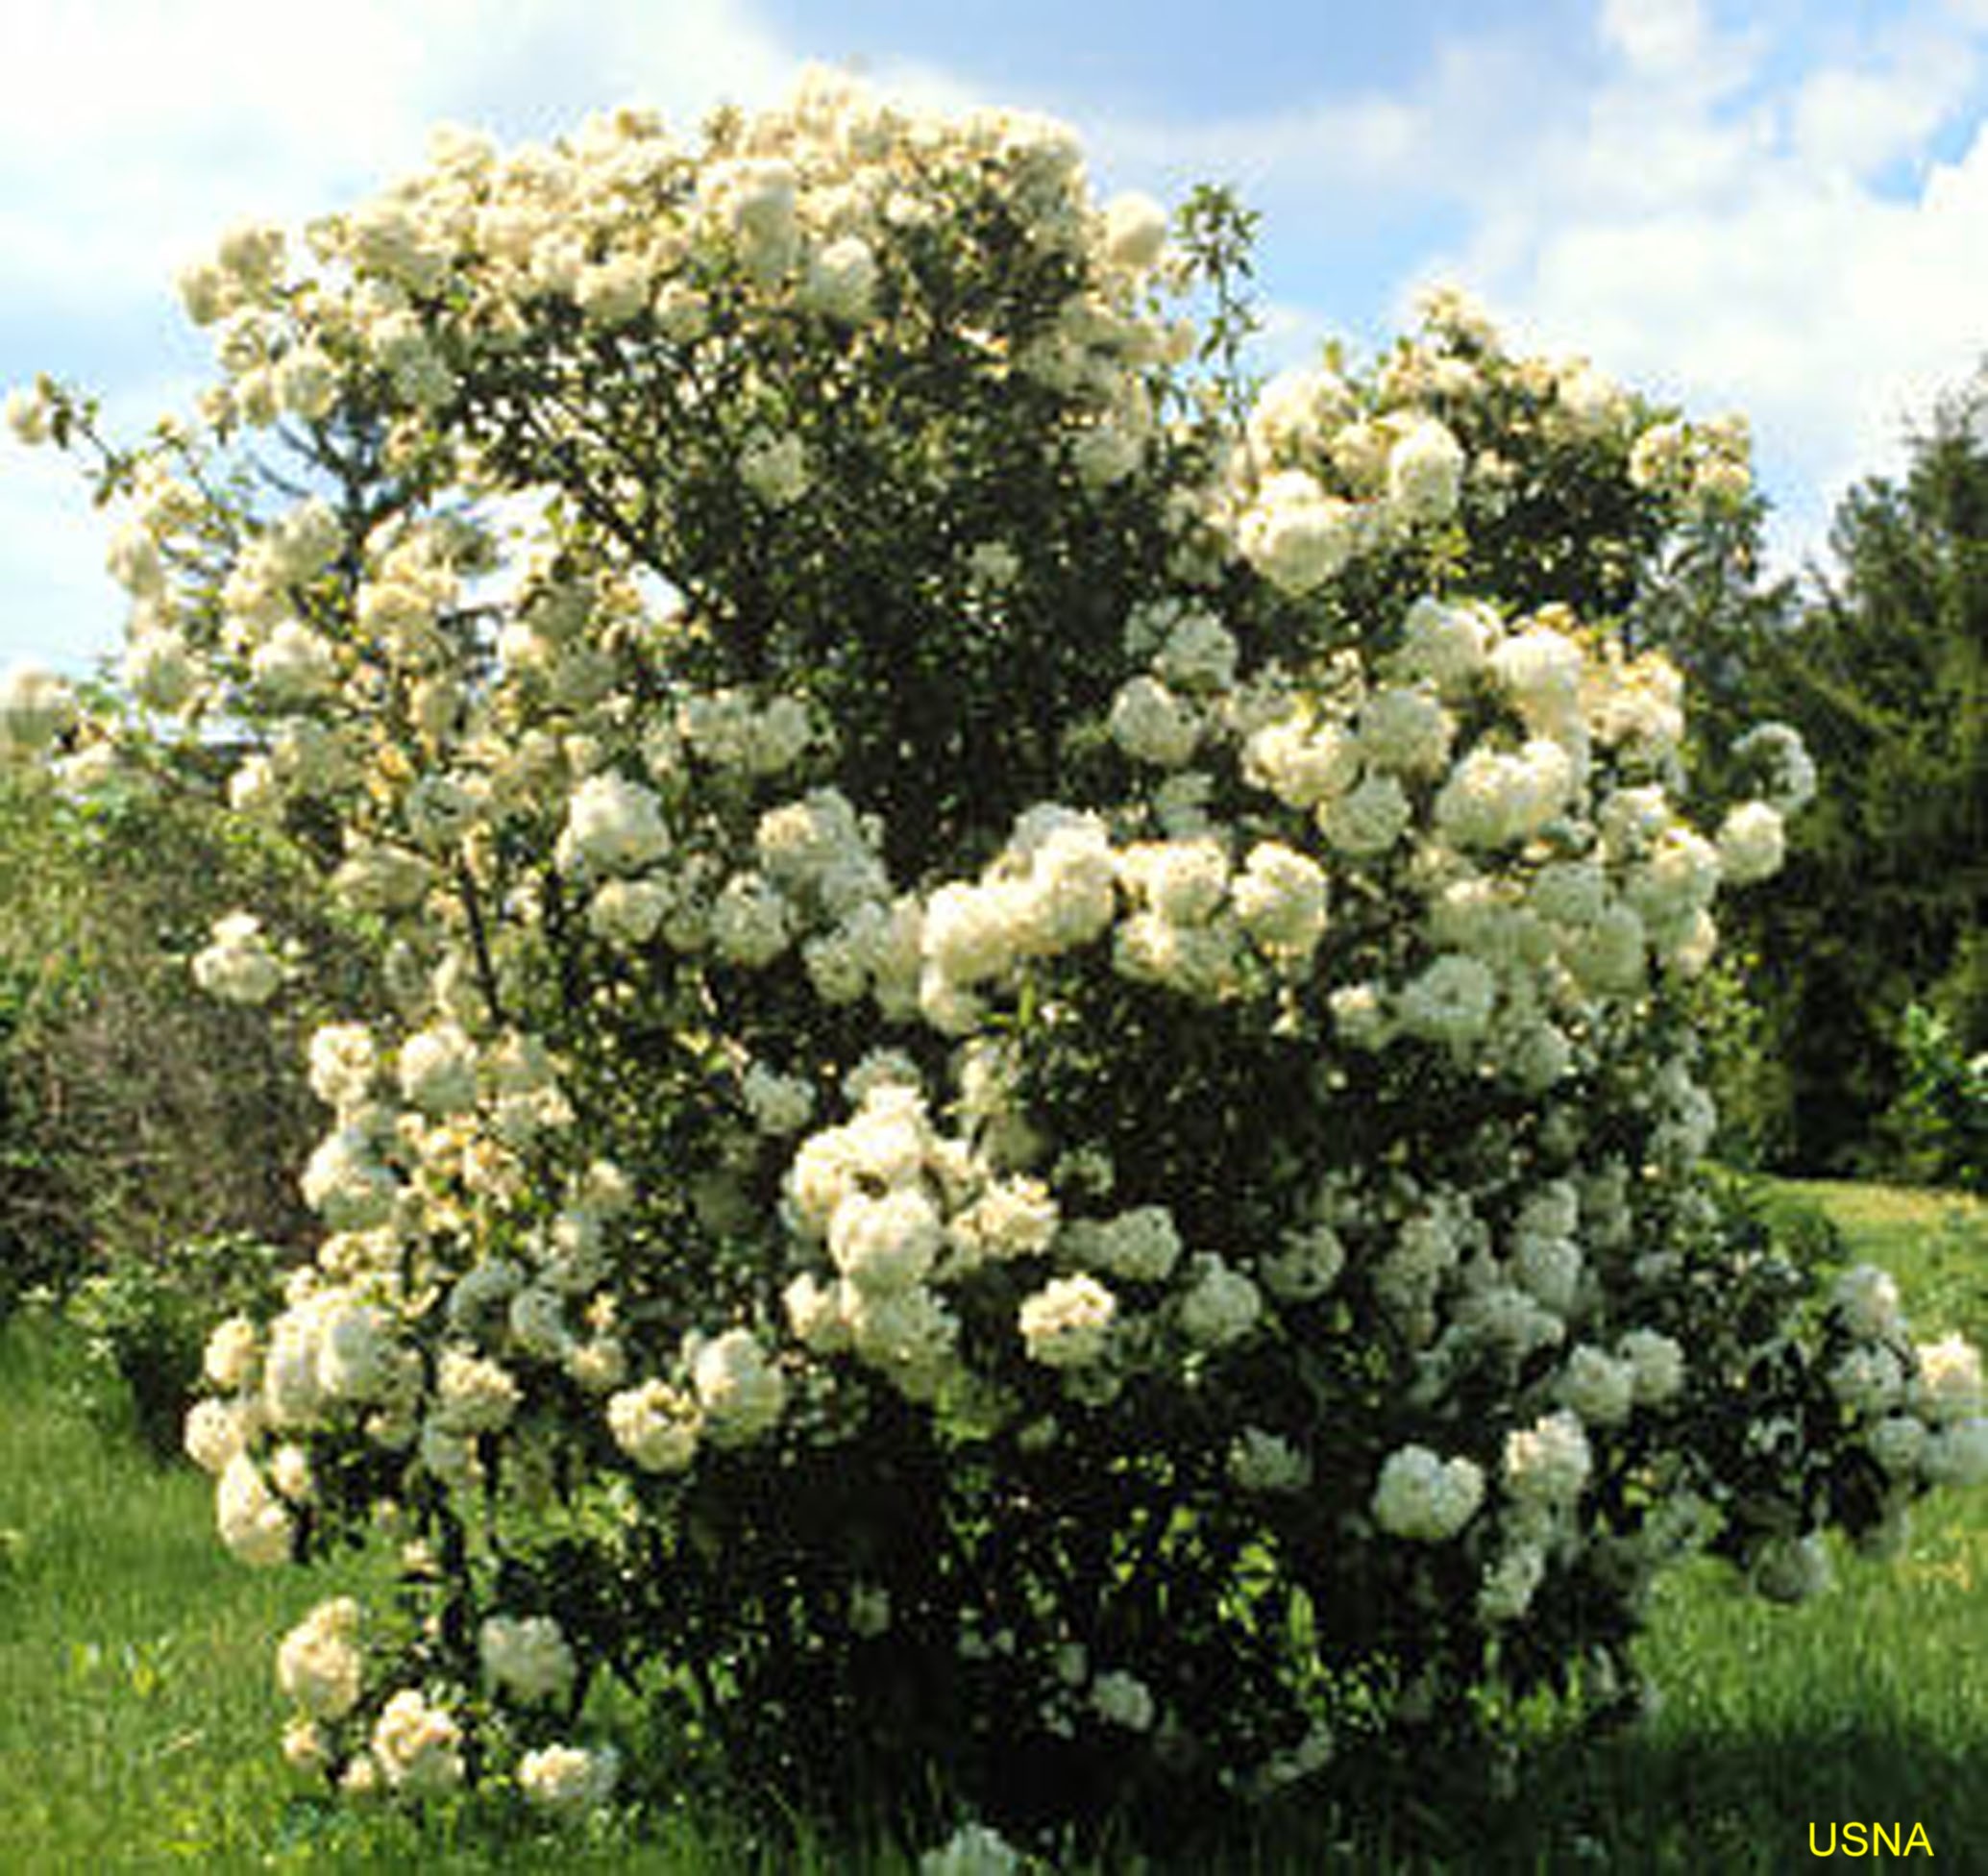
[4,0,1986,673]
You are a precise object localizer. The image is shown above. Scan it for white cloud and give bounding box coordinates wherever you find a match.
[0,0,798,305]
[1454,7,1988,566]
[1599,0,1709,75]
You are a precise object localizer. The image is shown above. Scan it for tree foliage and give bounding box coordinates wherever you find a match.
[1718,377,1988,1171]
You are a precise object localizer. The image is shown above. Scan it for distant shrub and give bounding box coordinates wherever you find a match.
[1883,1002,1988,1195]
[0,768,358,1322]
[64,1231,291,1458]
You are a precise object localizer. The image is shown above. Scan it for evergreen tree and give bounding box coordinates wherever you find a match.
[1728,372,1988,1170]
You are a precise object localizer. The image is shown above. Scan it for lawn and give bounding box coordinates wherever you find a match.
[1,1181,1981,1872]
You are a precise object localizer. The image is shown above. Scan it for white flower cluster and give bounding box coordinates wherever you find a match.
[368,1688,465,1795]
[1372,1444,1485,1542]
[191,912,284,1006]
[278,1596,364,1720]
[479,1613,577,1707]
[517,1741,620,1815]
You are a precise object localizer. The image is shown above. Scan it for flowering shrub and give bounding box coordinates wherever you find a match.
[12,70,1986,1851]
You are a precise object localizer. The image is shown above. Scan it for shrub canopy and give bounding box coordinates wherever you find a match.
[10,70,1985,1855]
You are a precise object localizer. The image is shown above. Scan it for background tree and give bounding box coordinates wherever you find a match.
[1719,373,1988,1172]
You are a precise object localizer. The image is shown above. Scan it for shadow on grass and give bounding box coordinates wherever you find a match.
[1235,1720,1981,1875]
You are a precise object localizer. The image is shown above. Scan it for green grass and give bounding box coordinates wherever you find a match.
[1,1181,1983,1872]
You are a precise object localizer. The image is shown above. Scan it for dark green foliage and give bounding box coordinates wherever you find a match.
[1703,375,1988,1173]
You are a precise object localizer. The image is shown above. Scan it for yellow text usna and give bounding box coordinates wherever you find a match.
[1809,1821,1933,1857]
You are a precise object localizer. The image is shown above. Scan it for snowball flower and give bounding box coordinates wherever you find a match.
[433,1347,521,1434]
[1372,1444,1485,1542]
[398,1023,479,1115]
[217,1452,293,1567]
[124,629,198,711]
[589,878,671,946]
[1434,742,1575,849]
[1152,607,1238,694]
[1831,1345,1906,1416]
[1246,363,1350,457]
[1503,1410,1592,1508]
[921,1822,1024,1876]
[1921,1418,1988,1488]
[1019,1273,1117,1368]
[1396,595,1495,691]
[1480,1543,1548,1625]
[1101,190,1167,269]
[1914,1335,1983,1424]
[370,1688,465,1794]
[1716,801,1785,886]
[742,1062,815,1136]
[1015,816,1117,952]
[1239,471,1361,595]
[184,1397,251,1474]
[331,839,431,914]
[518,1741,620,1814]
[830,1187,943,1291]
[278,1597,364,1719]
[800,235,878,321]
[479,1613,577,1707]
[1233,842,1327,962]
[1319,773,1411,854]
[203,1315,260,1391]
[740,431,810,506]
[1072,422,1141,488]
[0,665,78,753]
[315,1296,398,1404]
[1490,625,1584,729]
[1108,675,1199,767]
[948,1177,1060,1266]
[606,1379,700,1472]
[1179,1256,1263,1347]
[1397,952,1498,1049]
[1386,415,1465,522]
[307,1023,378,1111]
[1833,1264,1903,1341]
[1243,711,1359,809]
[923,882,1020,989]
[1359,684,1454,777]
[250,621,338,702]
[192,912,284,1005]
[301,1126,399,1231]
[1091,1668,1156,1731]
[560,772,670,876]
[1558,1345,1635,1426]
[1065,1205,1182,1284]
[1228,1427,1313,1493]
[710,873,793,967]
[1120,836,1229,924]
[692,1328,787,1445]
[4,383,53,445]
[1619,1327,1686,1405]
